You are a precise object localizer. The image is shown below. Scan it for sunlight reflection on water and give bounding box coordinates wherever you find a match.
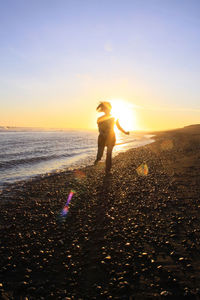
[0,131,154,187]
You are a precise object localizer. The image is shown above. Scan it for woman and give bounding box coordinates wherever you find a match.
[94,101,129,173]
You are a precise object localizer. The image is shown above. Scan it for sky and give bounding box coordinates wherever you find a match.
[0,0,200,131]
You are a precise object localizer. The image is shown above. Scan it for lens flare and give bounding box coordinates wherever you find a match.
[61,206,69,216]
[61,190,75,217]
[136,163,149,176]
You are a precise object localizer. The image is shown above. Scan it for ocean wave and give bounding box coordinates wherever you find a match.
[0,131,153,188]
[0,151,87,169]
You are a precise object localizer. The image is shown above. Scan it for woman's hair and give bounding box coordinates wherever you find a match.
[96,101,112,112]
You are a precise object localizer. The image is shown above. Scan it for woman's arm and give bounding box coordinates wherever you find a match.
[116,119,130,135]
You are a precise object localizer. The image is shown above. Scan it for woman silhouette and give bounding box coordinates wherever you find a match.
[94,101,129,173]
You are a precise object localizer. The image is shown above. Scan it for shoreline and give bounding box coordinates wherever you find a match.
[0,125,200,299]
[0,133,154,194]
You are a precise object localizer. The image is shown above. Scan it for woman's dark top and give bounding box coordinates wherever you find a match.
[97,116,116,147]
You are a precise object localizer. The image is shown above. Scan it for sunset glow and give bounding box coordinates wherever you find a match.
[110,100,137,132]
[0,1,199,131]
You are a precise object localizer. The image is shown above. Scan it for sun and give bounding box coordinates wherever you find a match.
[110,99,137,131]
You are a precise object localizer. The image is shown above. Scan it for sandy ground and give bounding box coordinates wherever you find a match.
[0,124,200,299]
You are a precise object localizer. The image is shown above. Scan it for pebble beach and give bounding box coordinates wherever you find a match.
[0,125,200,299]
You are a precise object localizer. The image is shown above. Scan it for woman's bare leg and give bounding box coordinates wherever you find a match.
[95,135,105,164]
[106,146,113,172]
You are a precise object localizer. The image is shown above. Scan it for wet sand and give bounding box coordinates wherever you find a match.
[0,124,200,299]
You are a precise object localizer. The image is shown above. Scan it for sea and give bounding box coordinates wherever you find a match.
[0,130,154,189]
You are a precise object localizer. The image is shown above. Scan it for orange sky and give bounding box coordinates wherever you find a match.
[1,1,200,131]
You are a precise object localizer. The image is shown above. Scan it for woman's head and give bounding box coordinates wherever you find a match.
[96,101,112,113]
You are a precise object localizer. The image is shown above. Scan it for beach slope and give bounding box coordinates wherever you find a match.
[0,124,200,299]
